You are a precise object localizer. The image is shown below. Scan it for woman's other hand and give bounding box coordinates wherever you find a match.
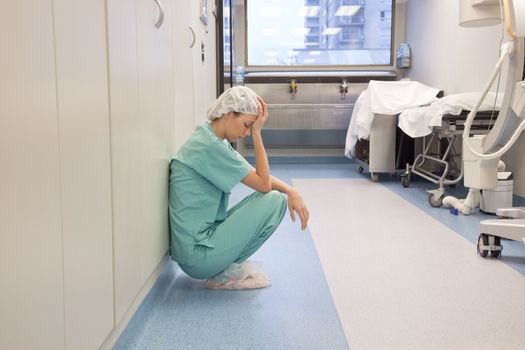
[287,189,309,230]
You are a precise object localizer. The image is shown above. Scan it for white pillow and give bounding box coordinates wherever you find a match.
[436,92,503,111]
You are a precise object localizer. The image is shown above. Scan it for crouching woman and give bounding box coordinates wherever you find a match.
[169,86,309,289]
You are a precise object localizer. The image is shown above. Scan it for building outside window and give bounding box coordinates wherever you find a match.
[247,0,393,66]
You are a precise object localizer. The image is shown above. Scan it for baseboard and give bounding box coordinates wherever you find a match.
[99,254,170,350]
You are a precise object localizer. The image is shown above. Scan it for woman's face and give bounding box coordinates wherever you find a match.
[224,112,258,141]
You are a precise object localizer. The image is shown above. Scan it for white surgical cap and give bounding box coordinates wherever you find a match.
[207,86,259,121]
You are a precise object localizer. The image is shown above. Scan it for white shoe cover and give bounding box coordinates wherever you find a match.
[206,261,271,290]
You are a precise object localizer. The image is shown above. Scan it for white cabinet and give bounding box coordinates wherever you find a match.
[0,2,65,349]
[107,0,174,323]
[173,0,197,150]
[1,0,215,348]
[135,0,174,286]
[189,1,218,127]
[106,0,144,325]
[52,0,115,348]
[1,1,115,349]
[1,0,177,349]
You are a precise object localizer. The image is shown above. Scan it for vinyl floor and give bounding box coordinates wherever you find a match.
[114,160,525,350]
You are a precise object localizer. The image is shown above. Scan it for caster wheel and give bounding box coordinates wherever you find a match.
[371,173,379,182]
[428,193,443,208]
[490,236,502,258]
[356,166,364,174]
[400,175,410,188]
[477,234,489,258]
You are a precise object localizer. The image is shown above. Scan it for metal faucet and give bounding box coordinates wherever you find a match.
[289,79,298,99]
[340,79,348,100]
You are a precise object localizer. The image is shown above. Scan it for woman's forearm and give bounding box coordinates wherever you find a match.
[252,129,271,189]
[270,175,297,195]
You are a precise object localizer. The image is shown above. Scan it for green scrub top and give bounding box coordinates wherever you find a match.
[169,122,252,266]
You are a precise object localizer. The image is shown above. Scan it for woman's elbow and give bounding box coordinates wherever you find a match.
[263,182,273,193]
[257,181,272,193]
[254,177,271,193]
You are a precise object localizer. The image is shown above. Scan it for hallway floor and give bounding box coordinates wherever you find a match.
[114,160,525,350]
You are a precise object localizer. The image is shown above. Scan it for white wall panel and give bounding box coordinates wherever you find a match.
[109,0,174,324]
[0,1,65,349]
[52,0,115,348]
[173,0,196,150]
[406,0,503,93]
[191,0,218,126]
[135,0,173,285]
[0,0,208,348]
[106,0,144,323]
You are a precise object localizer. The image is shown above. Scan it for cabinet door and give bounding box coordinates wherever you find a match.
[135,0,174,283]
[0,1,65,349]
[108,0,175,323]
[173,0,196,151]
[106,0,144,323]
[52,0,114,348]
[190,0,218,126]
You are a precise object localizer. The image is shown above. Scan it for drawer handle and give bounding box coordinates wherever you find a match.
[189,26,196,48]
[153,0,164,29]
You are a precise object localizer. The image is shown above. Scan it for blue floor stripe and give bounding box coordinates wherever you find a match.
[114,164,350,350]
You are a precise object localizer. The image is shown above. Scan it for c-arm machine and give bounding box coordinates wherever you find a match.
[443,0,525,257]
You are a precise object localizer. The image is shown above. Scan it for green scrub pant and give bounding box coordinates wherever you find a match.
[179,190,287,279]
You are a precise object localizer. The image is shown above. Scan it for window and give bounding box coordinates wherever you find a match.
[246,0,393,66]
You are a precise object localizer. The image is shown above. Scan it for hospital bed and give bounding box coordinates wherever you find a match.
[400,110,498,207]
[345,83,501,187]
[345,80,441,182]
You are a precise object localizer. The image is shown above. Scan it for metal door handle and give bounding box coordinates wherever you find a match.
[189,26,196,48]
[154,0,164,29]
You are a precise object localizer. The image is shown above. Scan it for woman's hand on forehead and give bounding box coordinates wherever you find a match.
[252,96,268,131]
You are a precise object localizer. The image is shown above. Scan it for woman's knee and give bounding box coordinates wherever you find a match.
[264,190,286,206]
[260,190,287,220]
[254,190,286,215]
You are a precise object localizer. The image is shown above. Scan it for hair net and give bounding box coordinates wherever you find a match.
[207,86,259,121]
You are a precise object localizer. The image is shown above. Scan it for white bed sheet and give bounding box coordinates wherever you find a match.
[397,92,503,138]
[344,80,440,158]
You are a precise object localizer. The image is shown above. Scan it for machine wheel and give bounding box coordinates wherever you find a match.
[490,236,502,258]
[356,166,364,174]
[428,193,443,208]
[371,173,379,182]
[400,175,410,188]
[477,234,489,258]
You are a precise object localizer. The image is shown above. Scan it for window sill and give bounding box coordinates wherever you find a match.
[242,70,397,84]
